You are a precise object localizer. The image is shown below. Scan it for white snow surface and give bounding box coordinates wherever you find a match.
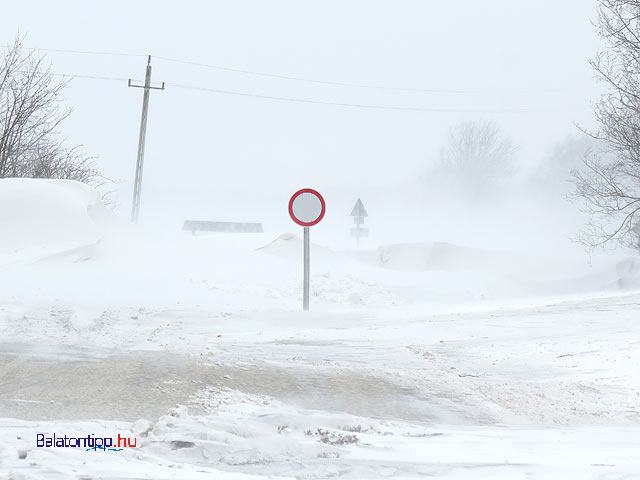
[1,179,639,479]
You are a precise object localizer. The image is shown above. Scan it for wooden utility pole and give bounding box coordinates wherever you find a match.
[128,55,165,223]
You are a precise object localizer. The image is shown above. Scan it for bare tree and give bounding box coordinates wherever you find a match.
[572,0,640,249]
[0,36,100,184]
[533,135,594,194]
[436,120,515,196]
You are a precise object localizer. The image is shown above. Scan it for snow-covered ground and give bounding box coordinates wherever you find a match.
[1,179,639,479]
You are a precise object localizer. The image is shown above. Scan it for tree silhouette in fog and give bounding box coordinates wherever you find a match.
[436,120,515,197]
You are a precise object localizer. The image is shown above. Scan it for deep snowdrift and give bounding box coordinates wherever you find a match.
[0,178,117,265]
[257,231,639,304]
[1,178,638,311]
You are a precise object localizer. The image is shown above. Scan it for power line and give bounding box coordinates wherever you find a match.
[25,46,146,58]
[16,70,131,82]
[155,55,594,95]
[166,82,591,114]
[50,72,130,82]
[22,68,593,114]
[11,45,596,95]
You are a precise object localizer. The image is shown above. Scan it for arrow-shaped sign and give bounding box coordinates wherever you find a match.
[350,199,369,245]
[350,198,368,218]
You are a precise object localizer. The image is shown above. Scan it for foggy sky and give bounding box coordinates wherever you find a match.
[1,0,602,231]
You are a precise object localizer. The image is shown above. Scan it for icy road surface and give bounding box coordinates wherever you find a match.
[1,294,640,479]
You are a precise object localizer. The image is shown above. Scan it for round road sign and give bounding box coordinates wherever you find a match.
[289,188,326,227]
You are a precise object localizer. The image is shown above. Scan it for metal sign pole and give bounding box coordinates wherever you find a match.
[289,188,325,311]
[303,226,310,311]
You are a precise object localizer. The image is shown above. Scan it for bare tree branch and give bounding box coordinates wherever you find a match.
[573,0,640,249]
[0,36,102,188]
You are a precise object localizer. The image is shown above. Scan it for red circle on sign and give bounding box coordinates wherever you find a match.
[288,188,326,227]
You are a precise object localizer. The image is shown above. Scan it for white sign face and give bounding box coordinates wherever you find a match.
[292,192,323,223]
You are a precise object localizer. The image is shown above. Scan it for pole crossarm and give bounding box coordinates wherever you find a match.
[128,79,165,90]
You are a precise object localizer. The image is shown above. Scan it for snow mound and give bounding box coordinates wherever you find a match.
[267,272,409,307]
[0,178,115,264]
[256,232,337,261]
[259,236,521,274]
[616,257,640,288]
[359,242,510,272]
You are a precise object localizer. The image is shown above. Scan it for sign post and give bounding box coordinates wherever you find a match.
[303,226,310,309]
[350,198,368,245]
[289,188,326,311]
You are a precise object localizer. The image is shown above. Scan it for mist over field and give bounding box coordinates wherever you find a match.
[2,1,604,246]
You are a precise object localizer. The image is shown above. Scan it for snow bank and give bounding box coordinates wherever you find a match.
[0,178,115,265]
[256,232,338,262]
[260,235,552,276]
[616,257,640,288]
[359,242,511,272]
[256,235,636,302]
[0,179,636,312]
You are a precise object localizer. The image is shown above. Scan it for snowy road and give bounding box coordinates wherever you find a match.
[2,293,640,479]
[0,347,463,423]
[5,293,639,425]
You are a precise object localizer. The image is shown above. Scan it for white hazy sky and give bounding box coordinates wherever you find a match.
[2,0,603,233]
